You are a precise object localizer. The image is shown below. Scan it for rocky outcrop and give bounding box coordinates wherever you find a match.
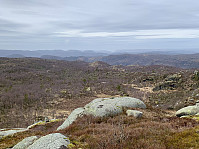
[153,74,181,91]
[57,97,146,130]
[0,128,27,139]
[165,74,182,82]
[153,81,177,91]
[57,108,85,131]
[13,136,39,149]
[126,110,143,118]
[84,97,146,117]
[27,133,70,149]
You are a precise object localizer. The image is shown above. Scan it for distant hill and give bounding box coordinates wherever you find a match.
[0,49,108,58]
[98,53,199,69]
[39,52,199,69]
[40,55,63,60]
[7,54,25,58]
[2,50,199,68]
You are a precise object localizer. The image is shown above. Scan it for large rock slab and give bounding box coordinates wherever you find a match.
[0,128,27,139]
[126,110,143,118]
[57,108,85,131]
[176,105,199,117]
[57,97,146,130]
[84,97,146,117]
[13,136,39,149]
[27,133,70,149]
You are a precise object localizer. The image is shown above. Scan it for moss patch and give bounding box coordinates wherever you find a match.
[167,126,199,149]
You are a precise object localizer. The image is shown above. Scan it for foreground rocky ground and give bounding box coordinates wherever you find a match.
[1,97,199,149]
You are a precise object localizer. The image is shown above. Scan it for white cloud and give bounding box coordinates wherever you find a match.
[55,29,199,39]
[0,0,199,50]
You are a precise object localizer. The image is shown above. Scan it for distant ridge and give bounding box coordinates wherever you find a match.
[99,53,199,69]
[0,49,108,58]
[7,54,25,58]
[1,49,199,68]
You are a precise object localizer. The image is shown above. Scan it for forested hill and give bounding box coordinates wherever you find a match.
[2,50,199,69]
[41,53,199,69]
[99,53,199,68]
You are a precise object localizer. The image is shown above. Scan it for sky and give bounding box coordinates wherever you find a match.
[0,0,199,52]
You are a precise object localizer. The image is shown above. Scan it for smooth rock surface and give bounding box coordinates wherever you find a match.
[13,136,39,149]
[84,97,146,117]
[126,110,143,118]
[57,108,85,131]
[57,97,146,130]
[27,133,70,149]
[176,105,199,117]
[0,128,27,138]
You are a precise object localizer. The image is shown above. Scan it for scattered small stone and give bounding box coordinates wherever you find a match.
[126,110,143,118]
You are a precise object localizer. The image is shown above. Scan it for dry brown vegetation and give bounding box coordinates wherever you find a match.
[59,108,199,149]
[2,107,199,149]
[1,58,199,148]
[0,58,199,128]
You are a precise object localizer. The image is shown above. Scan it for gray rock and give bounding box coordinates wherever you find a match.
[176,105,199,117]
[57,97,146,130]
[84,97,146,117]
[27,133,70,149]
[57,108,85,131]
[0,128,27,139]
[85,101,123,117]
[13,136,39,149]
[126,110,143,118]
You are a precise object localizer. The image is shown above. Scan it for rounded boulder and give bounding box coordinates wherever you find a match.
[84,97,146,117]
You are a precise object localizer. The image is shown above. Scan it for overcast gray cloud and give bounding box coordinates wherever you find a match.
[0,0,199,51]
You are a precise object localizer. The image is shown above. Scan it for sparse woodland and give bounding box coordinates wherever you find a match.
[1,58,199,148]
